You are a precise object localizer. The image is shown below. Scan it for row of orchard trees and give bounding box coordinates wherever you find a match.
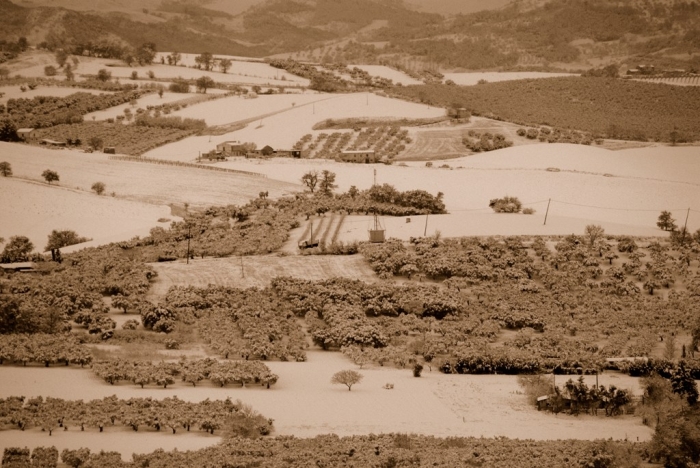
[0,395,272,436]
[0,334,92,367]
[92,358,278,389]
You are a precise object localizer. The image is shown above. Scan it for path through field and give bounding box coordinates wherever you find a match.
[148,254,377,298]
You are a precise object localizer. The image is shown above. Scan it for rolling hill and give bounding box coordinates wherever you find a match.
[1,0,699,71]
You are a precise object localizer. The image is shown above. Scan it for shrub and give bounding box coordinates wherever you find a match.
[523,207,536,215]
[91,182,106,195]
[165,339,180,350]
[489,196,522,213]
[122,319,139,330]
[413,363,423,377]
[44,65,57,76]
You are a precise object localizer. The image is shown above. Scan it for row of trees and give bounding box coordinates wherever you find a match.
[2,435,646,467]
[0,394,272,437]
[0,334,92,367]
[91,358,278,389]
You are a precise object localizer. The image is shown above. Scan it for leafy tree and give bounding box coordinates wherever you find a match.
[331,369,363,391]
[301,170,319,193]
[96,69,111,82]
[91,182,106,195]
[657,211,677,231]
[195,76,215,93]
[194,52,214,71]
[168,51,181,66]
[1,236,34,263]
[0,118,18,142]
[584,224,605,247]
[45,230,89,252]
[42,170,59,184]
[136,42,157,65]
[44,65,57,76]
[670,362,699,406]
[0,161,11,177]
[219,58,233,73]
[55,50,68,67]
[87,136,103,150]
[169,78,190,93]
[318,170,337,196]
[30,446,58,467]
[60,448,90,468]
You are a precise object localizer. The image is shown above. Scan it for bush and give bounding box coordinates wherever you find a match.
[91,182,106,195]
[413,363,423,377]
[523,207,536,215]
[489,196,522,213]
[165,339,180,350]
[169,78,190,93]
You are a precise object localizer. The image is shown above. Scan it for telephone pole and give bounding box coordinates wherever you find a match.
[186,224,191,265]
[424,213,429,236]
[543,199,551,226]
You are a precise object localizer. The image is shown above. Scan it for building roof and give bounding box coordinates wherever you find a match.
[0,262,36,271]
[17,128,35,133]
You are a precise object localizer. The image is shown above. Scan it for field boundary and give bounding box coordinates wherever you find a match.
[108,155,266,178]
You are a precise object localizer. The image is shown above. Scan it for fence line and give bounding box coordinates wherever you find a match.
[108,155,266,178]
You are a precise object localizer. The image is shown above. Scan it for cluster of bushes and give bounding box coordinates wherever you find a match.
[268,58,352,92]
[165,285,307,361]
[34,122,197,155]
[0,395,272,436]
[462,130,513,152]
[0,334,92,367]
[517,126,594,145]
[91,358,278,388]
[4,90,147,129]
[134,115,206,131]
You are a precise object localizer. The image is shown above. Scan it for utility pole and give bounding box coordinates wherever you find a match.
[186,223,191,265]
[682,207,691,243]
[543,199,551,226]
[424,213,429,237]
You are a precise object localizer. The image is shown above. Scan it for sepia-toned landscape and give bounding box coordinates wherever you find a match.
[1,0,700,466]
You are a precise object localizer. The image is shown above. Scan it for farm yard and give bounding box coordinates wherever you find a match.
[0,142,300,209]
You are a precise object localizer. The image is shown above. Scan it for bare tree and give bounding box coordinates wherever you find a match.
[331,370,363,391]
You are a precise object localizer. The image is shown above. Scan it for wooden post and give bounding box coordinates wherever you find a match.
[683,207,690,236]
[186,224,191,265]
[424,213,429,237]
[543,198,551,226]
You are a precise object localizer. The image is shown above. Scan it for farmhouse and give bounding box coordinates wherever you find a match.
[17,128,37,142]
[338,150,378,163]
[217,141,248,156]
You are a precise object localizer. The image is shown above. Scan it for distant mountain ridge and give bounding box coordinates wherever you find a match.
[1,0,698,71]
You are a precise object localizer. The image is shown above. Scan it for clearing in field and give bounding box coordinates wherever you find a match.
[148,254,377,298]
[0,177,173,254]
[0,142,300,209]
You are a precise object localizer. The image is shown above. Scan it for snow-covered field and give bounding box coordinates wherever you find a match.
[0,351,652,456]
[145,93,446,159]
[443,71,576,86]
[0,178,173,254]
[168,92,331,126]
[181,143,700,234]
